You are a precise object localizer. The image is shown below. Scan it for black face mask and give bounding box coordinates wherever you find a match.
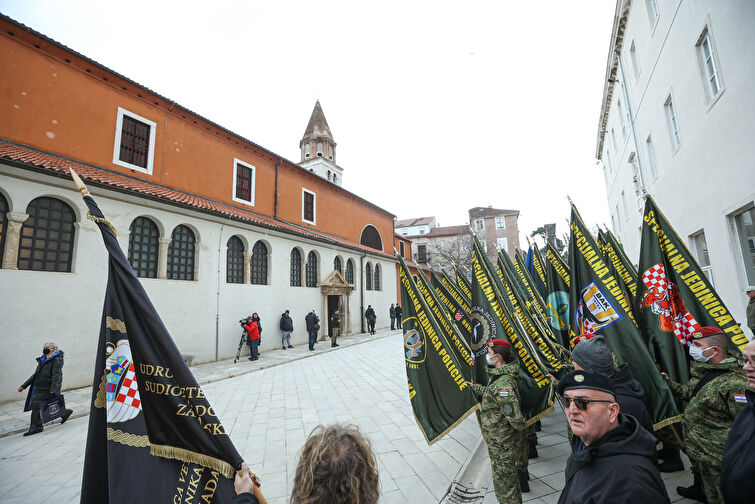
[42,348,51,355]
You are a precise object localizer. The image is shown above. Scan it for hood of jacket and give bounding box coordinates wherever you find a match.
[690,357,741,378]
[611,363,645,399]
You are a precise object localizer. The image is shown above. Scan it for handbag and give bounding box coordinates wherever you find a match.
[313,323,320,331]
[41,395,66,423]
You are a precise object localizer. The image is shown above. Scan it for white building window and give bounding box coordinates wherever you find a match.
[629,40,640,79]
[474,219,485,231]
[645,135,658,180]
[732,207,755,285]
[618,99,627,138]
[697,29,723,103]
[496,237,508,252]
[664,95,681,151]
[495,216,506,229]
[690,230,714,286]
[112,107,157,175]
[302,188,316,225]
[645,0,659,29]
[232,159,255,206]
[611,128,617,152]
[481,241,487,253]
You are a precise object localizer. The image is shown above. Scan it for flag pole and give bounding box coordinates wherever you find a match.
[70,168,91,197]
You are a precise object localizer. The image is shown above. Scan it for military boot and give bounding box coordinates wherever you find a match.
[528,438,539,459]
[517,469,530,493]
[676,473,707,503]
[658,445,684,473]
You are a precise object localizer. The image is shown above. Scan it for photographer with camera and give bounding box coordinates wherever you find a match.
[244,314,261,361]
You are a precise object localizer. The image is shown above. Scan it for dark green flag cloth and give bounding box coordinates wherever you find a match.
[569,204,679,429]
[398,254,479,444]
[79,195,244,503]
[530,242,549,300]
[544,242,571,349]
[604,229,639,300]
[470,236,555,424]
[453,263,473,303]
[635,196,747,387]
[503,248,549,325]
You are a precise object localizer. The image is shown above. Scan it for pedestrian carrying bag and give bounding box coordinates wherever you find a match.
[313,323,320,331]
[41,395,66,423]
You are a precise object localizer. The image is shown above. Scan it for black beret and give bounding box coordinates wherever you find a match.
[557,369,616,397]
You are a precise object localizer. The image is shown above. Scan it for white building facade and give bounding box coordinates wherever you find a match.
[597,0,755,334]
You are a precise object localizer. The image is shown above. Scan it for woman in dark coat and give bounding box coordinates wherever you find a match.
[18,342,73,436]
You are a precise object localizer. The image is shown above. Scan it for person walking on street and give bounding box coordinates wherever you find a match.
[280,310,294,350]
[244,315,261,361]
[389,304,396,330]
[394,303,403,329]
[746,285,755,338]
[305,310,320,351]
[365,305,376,334]
[329,310,341,347]
[18,342,73,436]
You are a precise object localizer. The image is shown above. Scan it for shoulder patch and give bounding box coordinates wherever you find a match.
[499,389,509,397]
[734,394,747,403]
[503,403,513,416]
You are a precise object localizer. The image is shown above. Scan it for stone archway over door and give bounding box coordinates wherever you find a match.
[319,270,354,338]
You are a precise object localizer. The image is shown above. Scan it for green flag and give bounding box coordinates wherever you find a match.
[438,270,472,315]
[544,242,571,348]
[604,229,639,299]
[569,205,679,428]
[398,254,479,444]
[635,196,747,386]
[531,242,549,299]
[453,263,473,303]
[471,236,555,424]
[503,248,549,325]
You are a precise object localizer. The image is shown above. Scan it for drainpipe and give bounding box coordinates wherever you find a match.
[614,50,647,196]
[274,158,281,219]
[360,253,366,333]
[215,224,224,360]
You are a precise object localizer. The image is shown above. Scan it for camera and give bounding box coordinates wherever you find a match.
[239,318,250,327]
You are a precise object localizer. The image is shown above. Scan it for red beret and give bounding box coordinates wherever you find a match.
[569,333,597,347]
[488,339,511,348]
[692,326,724,339]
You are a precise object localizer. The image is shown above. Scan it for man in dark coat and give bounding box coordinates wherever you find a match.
[720,338,755,503]
[305,310,319,351]
[389,303,396,330]
[557,370,669,504]
[364,305,376,334]
[394,303,403,329]
[279,310,294,350]
[18,342,73,436]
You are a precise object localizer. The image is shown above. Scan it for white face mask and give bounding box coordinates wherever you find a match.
[689,345,713,363]
[486,354,497,366]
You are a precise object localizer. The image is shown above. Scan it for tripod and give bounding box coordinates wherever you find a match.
[233,330,250,363]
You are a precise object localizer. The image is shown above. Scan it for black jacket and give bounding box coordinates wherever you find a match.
[279,314,293,332]
[720,389,755,504]
[365,307,376,321]
[559,414,669,504]
[394,305,402,317]
[22,352,65,411]
[330,313,340,328]
[233,492,258,504]
[611,363,654,434]
[305,312,319,332]
[389,306,396,317]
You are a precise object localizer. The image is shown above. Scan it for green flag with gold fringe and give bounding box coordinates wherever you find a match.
[397,254,479,444]
[530,242,549,300]
[453,263,473,303]
[471,236,555,424]
[569,204,679,429]
[544,241,571,348]
[635,196,747,387]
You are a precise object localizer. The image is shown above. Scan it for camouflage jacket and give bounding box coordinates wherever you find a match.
[471,361,527,451]
[668,358,748,465]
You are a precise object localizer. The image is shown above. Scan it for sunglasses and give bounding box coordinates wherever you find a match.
[559,396,613,411]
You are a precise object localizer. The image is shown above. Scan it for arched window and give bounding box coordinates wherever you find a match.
[374,264,381,291]
[18,197,75,272]
[128,217,159,278]
[334,256,342,274]
[346,259,354,284]
[226,236,244,284]
[306,251,318,287]
[167,225,195,280]
[360,225,383,251]
[290,248,302,286]
[251,240,268,285]
[0,192,8,268]
[365,263,372,290]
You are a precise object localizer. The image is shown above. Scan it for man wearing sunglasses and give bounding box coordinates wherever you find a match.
[557,370,669,504]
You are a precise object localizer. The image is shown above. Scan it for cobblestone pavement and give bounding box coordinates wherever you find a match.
[0,329,698,503]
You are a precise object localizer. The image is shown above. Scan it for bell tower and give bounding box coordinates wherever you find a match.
[299,100,343,186]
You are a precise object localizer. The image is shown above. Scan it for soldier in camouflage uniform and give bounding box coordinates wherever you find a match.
[467,339,527,503]
[662,326,748,504]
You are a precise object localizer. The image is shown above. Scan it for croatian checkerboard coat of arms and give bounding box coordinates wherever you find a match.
[640,263,701,345]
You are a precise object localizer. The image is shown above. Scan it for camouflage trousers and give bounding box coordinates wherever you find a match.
[699,462,723,504]
[488,448,521,504]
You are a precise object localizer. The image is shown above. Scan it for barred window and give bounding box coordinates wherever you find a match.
[0,192,8,268]
[346,259,354,284]
[334,256,342,274]
[18,197,75,272]
[233,160,255,205]
[167,225,195,280]
[226,236,244,284]
[251,240,268,285]
[290,248,302,286]
[360,225,383,251]
[365,263,372,290]
[113,108,156,174]
[374,264,381,291]
[128,217,159,278]
[306,251,318,287]
[302,189,315,224]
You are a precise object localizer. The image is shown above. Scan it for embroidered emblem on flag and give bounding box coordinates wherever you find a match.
[105,339,143,423]
[640,263,701,345]
[734,394,747,403]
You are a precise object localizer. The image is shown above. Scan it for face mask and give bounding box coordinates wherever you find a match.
[689,345,713,363]
[486,354,497,366]
[42,348,51,355]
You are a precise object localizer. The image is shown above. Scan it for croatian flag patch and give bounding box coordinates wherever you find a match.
[499,389,509,397]
[734,394,747,403]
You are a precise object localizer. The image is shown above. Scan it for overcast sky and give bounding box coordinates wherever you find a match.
[1,0,615,245]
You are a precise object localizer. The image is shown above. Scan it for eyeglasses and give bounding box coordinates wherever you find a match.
[559,396,614,411]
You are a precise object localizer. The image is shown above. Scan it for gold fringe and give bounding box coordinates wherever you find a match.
[653,414,682,432]
[106,316,127,333]
[415,403,480,446]
[525,402,555,428]
[87,211,118,237]
[94,370,108,408]
[107,427,149,447]
[150,443,236,479]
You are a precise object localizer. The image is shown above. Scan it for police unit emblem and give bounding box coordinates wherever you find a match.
[503,403,513,416]
[574,373,585,383]
[404,327,426,363]
[575,282,622,335]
